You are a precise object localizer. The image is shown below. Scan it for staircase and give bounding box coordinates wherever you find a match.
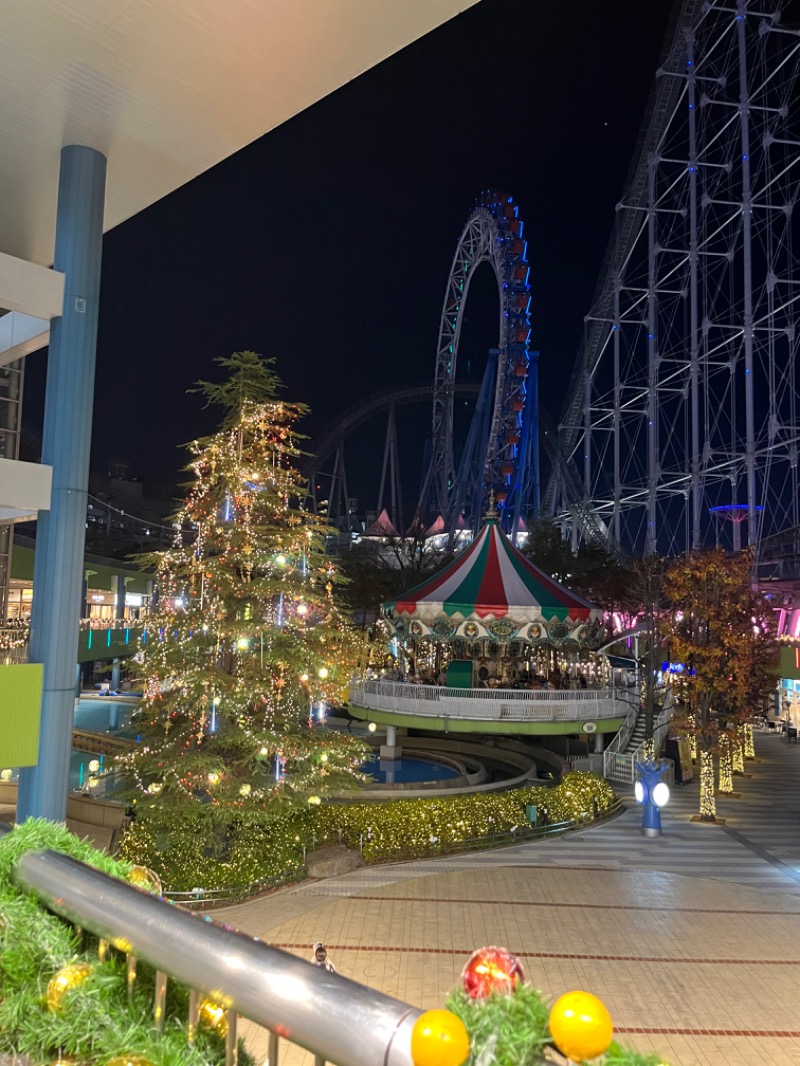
[603,691,673,784]
[624,708,650,753]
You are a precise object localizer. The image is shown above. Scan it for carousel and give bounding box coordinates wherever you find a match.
[383,508,605,688]
[349,509,630,738]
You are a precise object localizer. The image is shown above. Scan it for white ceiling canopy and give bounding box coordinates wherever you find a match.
[0,0,478,266]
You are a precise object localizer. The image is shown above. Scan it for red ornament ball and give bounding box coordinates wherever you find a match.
[461,945,524,999]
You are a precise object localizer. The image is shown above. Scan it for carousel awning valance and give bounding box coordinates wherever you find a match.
[382,517,602,644]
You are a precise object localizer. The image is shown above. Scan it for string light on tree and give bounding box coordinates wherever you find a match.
[744,722,755,759]
[699,749,716,820]
[732,730,745,774]
[718,735,734,793]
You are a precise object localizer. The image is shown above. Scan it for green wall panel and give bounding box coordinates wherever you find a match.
[0,664,43,767]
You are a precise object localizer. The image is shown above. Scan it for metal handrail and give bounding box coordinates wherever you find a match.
[604,702,672,783]
[14,848,420,1066]
[603,694,640,757]
[360,680,618,702]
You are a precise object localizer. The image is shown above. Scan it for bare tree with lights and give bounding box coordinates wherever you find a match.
[116,352,367,872]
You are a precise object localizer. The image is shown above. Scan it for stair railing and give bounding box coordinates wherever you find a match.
[605,694,674,785]
[602,693,639,771]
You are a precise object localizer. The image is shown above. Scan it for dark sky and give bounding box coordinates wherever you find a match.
[26,0,676,509]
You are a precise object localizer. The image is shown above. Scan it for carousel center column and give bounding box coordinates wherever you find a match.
[380,724,402,760]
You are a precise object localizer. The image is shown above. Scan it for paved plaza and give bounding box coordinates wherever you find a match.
[217,733,800,1065]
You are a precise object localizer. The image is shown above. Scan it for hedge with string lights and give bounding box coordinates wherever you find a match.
[119,771,618,894]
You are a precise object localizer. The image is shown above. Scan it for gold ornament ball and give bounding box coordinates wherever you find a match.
[410,1009,470,1066]
[199,996,229,1037]
[105,1058,156,1066]
[46,962,93,1012]
[128,865,163,895]
[549,990,614,1063]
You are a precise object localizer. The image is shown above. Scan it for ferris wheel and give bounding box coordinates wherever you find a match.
[425,191,536,533]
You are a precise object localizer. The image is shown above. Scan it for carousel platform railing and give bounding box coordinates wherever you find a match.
[350,680,631,722]
[11,839,423,1066]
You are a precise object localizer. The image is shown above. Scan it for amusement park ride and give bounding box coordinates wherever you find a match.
[312,0,800,571]
[309,191,541,543]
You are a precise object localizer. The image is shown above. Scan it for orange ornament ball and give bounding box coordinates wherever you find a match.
[549,990,613,1062]
[410,1009,470,1066]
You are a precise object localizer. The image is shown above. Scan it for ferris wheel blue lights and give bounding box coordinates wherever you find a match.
[427,191,536,533]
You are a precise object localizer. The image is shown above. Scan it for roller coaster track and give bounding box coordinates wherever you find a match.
[307,380,481,474]
[543,0,700,518]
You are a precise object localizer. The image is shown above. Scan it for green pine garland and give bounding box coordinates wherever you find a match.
[0,819,254,1066]
[446,987,667,1066]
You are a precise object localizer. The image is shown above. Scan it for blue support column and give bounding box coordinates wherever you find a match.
[17,146,106,823]
[511,351,540,541]
[529,350,541,519]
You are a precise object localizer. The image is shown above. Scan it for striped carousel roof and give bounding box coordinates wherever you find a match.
[385,517,601,626]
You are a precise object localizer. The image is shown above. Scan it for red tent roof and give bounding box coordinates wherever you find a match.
[363,508,399,538]
[384,517,600,626]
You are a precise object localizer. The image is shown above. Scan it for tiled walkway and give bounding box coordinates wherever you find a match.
[217,733,800,1065]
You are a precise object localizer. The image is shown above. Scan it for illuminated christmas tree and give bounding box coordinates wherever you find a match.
[116,352,367,850]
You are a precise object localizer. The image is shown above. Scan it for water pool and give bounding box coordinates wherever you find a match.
[73,698,139,739]
[360,755,459,784]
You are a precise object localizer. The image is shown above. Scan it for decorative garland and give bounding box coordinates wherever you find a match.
[413,947,669,1066]
[0,820,253,1066]
[1,825,672,1065]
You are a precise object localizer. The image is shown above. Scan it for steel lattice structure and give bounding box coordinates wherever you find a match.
[424,191,536,531]
[547,0,800,558]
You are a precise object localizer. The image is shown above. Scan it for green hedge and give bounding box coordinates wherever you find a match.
[119,772,618,895]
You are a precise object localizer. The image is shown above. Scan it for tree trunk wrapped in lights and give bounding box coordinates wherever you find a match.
[114,352,367,885]
[732,729,745,774]
[717,734,734,793]
[687,715,697,760]
[699,748,716,821]
[744,722,756,759]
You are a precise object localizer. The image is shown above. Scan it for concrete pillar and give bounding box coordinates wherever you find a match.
[17,146,107,823]
[380,723,402,760]
[82,568,98,619]
[111,658,121,692]
[114,574,133,619]
[594,731,605,754]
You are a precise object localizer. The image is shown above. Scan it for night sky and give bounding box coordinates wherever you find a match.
[25,0,676,511]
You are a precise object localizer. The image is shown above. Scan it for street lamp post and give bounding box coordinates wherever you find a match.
[634,758,670,838]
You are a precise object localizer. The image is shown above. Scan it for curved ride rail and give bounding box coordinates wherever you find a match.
[428,191,532,524]
[350,680,628,723]
[306,380,480,476]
